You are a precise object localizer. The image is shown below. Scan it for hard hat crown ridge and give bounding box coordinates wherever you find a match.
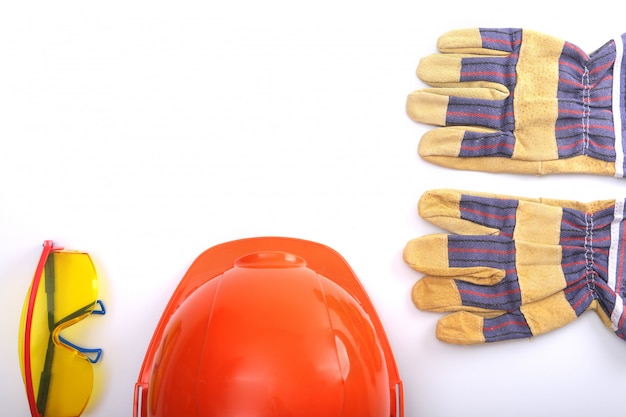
[234,251,306,269]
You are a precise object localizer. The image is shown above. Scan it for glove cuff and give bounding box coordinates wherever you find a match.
[607,199,626,335]
[613,34,626,177]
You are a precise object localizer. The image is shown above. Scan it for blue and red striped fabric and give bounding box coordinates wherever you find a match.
[556,39,616,162]
[458,131,515,158]
[449,235,519,310]
[560,207,613,316]
[482,311,532,342]
[613,34,626,176]
[457,193,518,237]
[447,29,518,153]
[448,195,528,341]
[478,28,522,53]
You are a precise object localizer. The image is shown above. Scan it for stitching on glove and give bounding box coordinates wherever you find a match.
[581,65,591,156]
[454,127,464,156]
[440,99,449,129]
[584,212,599,298]
[449,279,462,306]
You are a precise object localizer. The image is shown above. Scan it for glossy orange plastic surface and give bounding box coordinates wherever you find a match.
[133,237,403,417]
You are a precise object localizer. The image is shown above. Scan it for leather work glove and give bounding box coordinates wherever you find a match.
[406,28,626,176]
[403,189,626,344]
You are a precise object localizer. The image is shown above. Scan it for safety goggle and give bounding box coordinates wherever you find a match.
[18,241,105,417]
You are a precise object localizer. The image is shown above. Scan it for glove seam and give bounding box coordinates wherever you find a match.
[582,66,591,157]
[584,212,599,299]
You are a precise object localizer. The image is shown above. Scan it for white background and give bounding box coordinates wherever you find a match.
[2,1,626,416]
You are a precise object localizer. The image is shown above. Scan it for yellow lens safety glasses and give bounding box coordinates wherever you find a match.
[18,241,105,417]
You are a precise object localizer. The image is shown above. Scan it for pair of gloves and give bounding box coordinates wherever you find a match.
[405,28,626,344]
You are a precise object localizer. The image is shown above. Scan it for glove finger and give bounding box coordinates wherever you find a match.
[417,127,615,170]
[403,235,505,284]
[412,276,520,313]
[417,54,516,90]
[435,310,531,344]
[419,188,613,214]
[436,291,581,344]
[406,89,511,129]
[418,189,520,236]
[413,246,567,312]
[419,126,515,160]
[418,189,571,247]
[436,28,522,55]
[417,189,618,242]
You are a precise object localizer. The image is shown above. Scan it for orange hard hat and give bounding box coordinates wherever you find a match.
[133,237,403,417]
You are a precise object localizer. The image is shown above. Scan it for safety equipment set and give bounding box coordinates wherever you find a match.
[18,26,626,416]
[405,28,626,344]
[19,237,404,417]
